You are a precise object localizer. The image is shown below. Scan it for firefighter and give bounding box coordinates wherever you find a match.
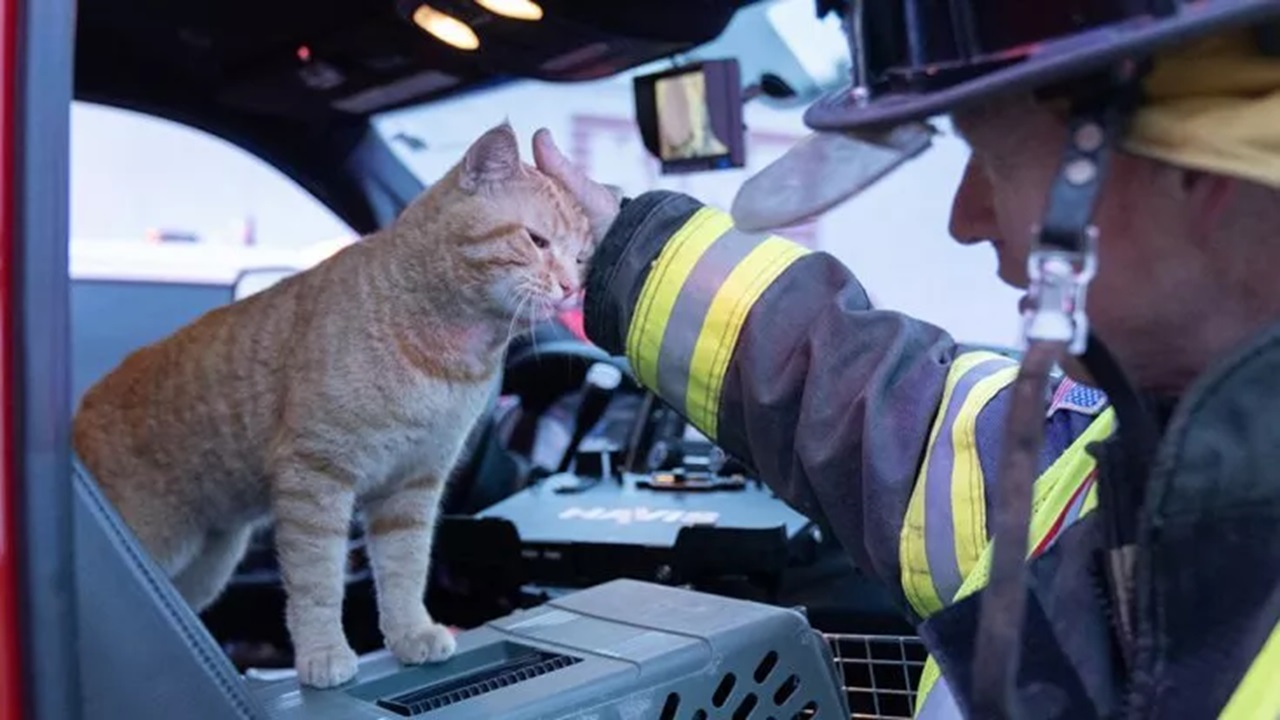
[531,1,1280,718]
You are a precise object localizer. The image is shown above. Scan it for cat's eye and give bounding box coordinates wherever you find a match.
[527,229,550,250]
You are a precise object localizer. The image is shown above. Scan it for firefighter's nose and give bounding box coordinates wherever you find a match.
[949,155,999,245]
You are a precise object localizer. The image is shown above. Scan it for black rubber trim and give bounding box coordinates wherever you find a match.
[583,191,703,356]
[73,461,261,719]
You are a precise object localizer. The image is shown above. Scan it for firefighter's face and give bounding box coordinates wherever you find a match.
[947,94,1237,389]
[947,96,1196,291]
[947,96,1088,289]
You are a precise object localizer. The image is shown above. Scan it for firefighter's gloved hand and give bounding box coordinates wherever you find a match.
[533,128,622,247]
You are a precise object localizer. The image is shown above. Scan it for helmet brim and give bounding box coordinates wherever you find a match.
[730,123,934,233]
[805,0,1280,132]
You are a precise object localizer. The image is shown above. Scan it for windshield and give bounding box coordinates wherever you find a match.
[371,0,1024,348]
[372,0,849,235]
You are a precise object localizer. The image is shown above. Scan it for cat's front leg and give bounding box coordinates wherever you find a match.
[272,458,360,688]
[361,476,457,666]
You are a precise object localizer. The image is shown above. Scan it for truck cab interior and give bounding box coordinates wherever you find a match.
[4,1,916,719]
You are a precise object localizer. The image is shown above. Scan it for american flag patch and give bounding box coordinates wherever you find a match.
[1048,378,1109,417]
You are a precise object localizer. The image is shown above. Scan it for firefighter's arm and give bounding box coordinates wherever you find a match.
[581,190,1009,616]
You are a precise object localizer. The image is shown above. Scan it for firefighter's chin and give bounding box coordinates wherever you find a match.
[995,251,1031,291]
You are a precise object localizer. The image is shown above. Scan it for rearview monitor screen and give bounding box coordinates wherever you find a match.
[656,70,729,161]
[634,59,745,174]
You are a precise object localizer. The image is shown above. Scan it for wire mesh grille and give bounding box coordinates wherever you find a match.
[822,633,927,720]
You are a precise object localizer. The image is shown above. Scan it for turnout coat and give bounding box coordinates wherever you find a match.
[580,190,1280,719]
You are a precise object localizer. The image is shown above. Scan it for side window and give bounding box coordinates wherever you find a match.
[69,101,356,407]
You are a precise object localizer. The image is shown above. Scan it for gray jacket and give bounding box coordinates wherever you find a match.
[581,189,1280,718]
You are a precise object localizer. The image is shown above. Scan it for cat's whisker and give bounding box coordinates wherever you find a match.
[503,310,521,347]
[522,293,543,360]
[511,285,538,342]
[504,289,532,346]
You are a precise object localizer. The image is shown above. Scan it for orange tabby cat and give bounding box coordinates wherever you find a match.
[71,123,592,689]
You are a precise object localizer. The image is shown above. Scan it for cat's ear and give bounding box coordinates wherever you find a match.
[459,122,522,192]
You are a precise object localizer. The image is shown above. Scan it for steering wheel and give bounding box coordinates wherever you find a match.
[441,317,637,515]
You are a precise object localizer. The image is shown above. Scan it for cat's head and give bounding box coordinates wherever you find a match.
[414,122,593,324]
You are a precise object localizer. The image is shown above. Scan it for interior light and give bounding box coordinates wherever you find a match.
[412,4,480,51]
[475,0,543,21]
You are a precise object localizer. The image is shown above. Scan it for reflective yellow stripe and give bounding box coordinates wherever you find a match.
[955,413,1113,602]
[624,205,810,441]
[915,655,946,717]
[900,351,1018,619]
[685,237,808,437]
[950,366,1019,583]
[915,484,1106,716]
[912,408,1116,718]
[625,207,732,390]
[1220,617,1280,720]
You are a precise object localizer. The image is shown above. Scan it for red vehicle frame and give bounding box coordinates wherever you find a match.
[1,0,81,718]
[0,0,19,712]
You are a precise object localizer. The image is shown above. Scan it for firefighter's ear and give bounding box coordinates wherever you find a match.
[461,122,522,193]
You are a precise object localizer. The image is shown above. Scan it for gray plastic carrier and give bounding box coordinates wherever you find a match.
[250,578,850,720]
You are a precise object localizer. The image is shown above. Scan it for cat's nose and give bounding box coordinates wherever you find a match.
[556,283,581,309]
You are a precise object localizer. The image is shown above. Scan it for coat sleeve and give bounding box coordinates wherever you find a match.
[581,190,1081,621]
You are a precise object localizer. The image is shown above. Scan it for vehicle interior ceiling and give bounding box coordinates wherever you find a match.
[73,0,766,233]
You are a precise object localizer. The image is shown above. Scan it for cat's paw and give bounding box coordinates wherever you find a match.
[295,644,359,689]
[386,622,457,666]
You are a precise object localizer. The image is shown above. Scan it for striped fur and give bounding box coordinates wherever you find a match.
[71,123,591,688]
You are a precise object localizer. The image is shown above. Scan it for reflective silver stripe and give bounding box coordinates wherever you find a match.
[916,675,964,719]
[1061,471,1095,529]
[923,357,1010,604]
[652,226,770,417]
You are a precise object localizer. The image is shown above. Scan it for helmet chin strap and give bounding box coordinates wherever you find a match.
[969,61,1161,718]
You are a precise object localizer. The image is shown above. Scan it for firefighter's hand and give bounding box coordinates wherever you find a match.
[533,128,621,245]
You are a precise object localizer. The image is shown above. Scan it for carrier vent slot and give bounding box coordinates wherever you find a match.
[376,648,582,716]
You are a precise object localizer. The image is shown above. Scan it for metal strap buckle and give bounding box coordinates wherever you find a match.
[1023,225,1098,355]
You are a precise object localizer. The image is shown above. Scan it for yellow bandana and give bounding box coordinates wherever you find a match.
[1127,29,1280,189]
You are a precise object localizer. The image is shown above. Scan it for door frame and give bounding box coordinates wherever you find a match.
[1,0,81,718]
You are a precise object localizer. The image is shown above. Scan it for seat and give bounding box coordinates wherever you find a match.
[72,457,269,720]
